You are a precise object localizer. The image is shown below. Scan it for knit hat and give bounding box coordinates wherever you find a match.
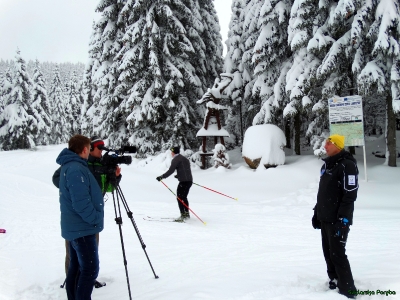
[170,146,180,154]
[327,134,345,150]
[90,136,105,151]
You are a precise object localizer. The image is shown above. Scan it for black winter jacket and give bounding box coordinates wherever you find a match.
[162,154,193,182]
[315,150,358,225]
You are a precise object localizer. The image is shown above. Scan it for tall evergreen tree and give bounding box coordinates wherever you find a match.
[89,0,223,154]
[224,0,246,145]
[240,0,264,130]
[31,59,52,145]
[252,0,292,129]
[285,0,320,154]
[49,64,69,144]
[357,0,400,166]
[0,50,37,150]
[65,71,81,135]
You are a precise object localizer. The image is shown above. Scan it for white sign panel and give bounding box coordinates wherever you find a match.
[328,95,364,146]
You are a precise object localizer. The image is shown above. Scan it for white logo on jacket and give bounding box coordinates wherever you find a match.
[348,175,356,185]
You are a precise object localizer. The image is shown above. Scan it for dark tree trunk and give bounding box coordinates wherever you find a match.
[386,93,397,167]
[294,113,301,155]
[285,118,291,149]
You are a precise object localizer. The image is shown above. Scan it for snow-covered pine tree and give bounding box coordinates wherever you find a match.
[285,0,320,154]
[356,0,400,166]
[304,0,355,150]
[0,50,37,150]
[81,22,97,136]
[49,64,69,144]
[240,0,264,131]
[252,0,292,130]
[224,0,246,145]
[197,0,224,85]
[99,0,223,154]
[65,71,82,135]
[90,0,125,143]
[0,67,13,107]
[31,59,52,145]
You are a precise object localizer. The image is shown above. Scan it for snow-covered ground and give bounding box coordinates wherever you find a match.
[0,135,399,300]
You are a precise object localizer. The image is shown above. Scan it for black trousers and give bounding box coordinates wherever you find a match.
[176,181,192,214]
[321,222,356,294]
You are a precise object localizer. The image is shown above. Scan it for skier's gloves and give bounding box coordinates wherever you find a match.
[334,217,349,238]
[156,176,163,182]
[312,212,321,229]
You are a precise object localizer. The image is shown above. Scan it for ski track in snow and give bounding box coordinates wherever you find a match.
[0,142,399,300]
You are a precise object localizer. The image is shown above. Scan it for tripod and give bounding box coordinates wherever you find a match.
[111,182,159,300]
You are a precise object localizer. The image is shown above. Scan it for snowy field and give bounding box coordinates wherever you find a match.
[0,135,399,300]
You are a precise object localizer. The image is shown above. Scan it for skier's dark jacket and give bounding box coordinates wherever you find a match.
[162,154,193,182]
[56,148,104,241]
[315,150,358,225]
[53,155,121,196]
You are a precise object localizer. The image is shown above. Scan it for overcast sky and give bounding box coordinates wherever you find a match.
[0,0,230,64]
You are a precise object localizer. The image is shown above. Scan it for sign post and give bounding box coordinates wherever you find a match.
[328,95,367,181]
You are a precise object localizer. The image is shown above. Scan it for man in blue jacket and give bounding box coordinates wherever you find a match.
[56,134,104,300]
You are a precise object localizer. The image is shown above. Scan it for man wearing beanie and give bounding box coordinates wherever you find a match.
[312,134,358,298]
[156,146,193,222]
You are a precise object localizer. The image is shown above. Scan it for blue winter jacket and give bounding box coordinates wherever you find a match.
[56,148,104,241]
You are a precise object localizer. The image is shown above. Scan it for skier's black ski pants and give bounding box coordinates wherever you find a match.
[321,221,356,294]
[176,181,192,214]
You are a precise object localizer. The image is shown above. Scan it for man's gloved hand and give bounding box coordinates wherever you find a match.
[156,176,163,182]
[312,210,321,229]
[334,217,349,238]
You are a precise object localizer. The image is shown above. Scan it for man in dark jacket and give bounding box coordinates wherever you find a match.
[88,136,121,195]
[56,134,104,300]
[312,134,358,299]
[156,146,193,222]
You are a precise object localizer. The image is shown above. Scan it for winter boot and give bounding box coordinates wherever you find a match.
[329,278,338,290]
[174,214,185,222]
[182,212,190,220]
[94,280,106,288]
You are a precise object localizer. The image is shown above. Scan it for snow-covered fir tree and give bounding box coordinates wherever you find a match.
[31,59,52,145]
[285,0,321,154]
[65,71,82,135]
[80,23,97,136]
[240,0,264,130]
[0,67,13,106]
[91,0,126,144]
[356,0,400,166]
[48,64,69,144]
[88,0,223,154]
[224,0,246,145]
[0,50,37,150]
[252,0,292,131]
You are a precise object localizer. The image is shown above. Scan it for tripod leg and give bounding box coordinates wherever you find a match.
[116,186,159,279]
[112,191,133,300]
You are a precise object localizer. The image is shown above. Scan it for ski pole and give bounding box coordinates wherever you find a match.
[159,181,206,225]
[193,182,238,201]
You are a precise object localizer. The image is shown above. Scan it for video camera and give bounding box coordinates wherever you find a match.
[99,145,137,167]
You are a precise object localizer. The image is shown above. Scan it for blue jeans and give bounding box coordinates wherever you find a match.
[66,234,99,300]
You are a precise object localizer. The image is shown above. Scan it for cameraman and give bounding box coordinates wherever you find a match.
[52,136,122,289]
[88,136,122,194]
